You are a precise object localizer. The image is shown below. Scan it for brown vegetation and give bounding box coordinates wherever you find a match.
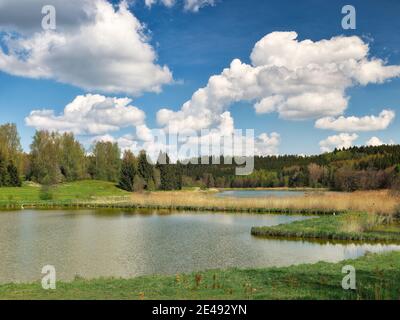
[98,189,400,215]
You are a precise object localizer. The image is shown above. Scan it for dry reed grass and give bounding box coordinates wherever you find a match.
[107,189,400,215]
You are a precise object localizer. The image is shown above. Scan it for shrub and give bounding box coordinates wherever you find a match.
[39,185,54,201]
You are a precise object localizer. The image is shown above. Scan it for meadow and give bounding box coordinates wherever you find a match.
[0,180,129,206]
[1,251,400,300]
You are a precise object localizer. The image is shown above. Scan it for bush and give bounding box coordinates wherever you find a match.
[39,185,54,201]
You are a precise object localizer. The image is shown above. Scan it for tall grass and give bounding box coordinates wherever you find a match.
[1,186,398,217]
[114,190,399,215]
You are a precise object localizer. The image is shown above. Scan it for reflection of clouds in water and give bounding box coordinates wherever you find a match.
[1,210,400,283]
[252,240,400,267]
[314,242,400,264]
[341,243,400,260]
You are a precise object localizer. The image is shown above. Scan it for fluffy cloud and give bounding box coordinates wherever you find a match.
[319,133,359,153]
[25,91,281,160]
[315,110,395,132]
[366,136,384,147]
[157,32,400,138]
[255,132,280,156]
[365,137,395,147]
[25,94,145,135]
[0,0,173,95]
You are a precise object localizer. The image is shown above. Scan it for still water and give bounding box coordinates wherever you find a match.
[217,190,307,198]
[1,210,399,283]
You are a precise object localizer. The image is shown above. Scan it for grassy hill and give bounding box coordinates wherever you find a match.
[0,180,129,204]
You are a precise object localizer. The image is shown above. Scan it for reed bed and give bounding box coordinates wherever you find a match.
[118,190,399,215]
[1,189,398,217]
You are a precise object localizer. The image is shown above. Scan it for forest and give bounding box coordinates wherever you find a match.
[1,122,400,192]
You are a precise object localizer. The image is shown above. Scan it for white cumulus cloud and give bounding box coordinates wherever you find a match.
[366,136,384,147]
[157,32,400,138]
[319,133,359,153]
[315,109,395,132]
[25,94,145,135]
[365,136,395,147]
[0,0,173,96]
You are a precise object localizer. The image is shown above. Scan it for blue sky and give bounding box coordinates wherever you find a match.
[0,0,399,155]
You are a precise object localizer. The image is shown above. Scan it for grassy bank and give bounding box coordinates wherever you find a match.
[0,180,130,208]
[0,181,398,215]
[252,212,400,242]
[1,251,400,300]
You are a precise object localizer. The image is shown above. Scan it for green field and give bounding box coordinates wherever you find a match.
[1,251,399,300]
[0,180,129,205]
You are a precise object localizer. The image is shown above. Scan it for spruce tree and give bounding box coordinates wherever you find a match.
[138,150,154,189]
[0,154,7,187]
[119,151,137,192]
[7,162,21,187]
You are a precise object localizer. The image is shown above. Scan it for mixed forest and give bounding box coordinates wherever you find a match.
[1,123,400,192]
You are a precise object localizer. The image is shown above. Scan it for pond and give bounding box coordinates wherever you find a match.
[217,190,308,198]
[0,210,399,283]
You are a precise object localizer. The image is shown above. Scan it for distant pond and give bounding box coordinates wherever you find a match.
[217,190,308,198]
[1,210,399,283]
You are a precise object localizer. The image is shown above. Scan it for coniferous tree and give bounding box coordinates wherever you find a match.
[119,150,137,192]
[0,154,7,187]
[7,162,21,187]
[157,153,181,191]
[138,150,154,189]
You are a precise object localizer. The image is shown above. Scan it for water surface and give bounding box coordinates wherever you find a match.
[217,190,307,198]
[0,210,399,283]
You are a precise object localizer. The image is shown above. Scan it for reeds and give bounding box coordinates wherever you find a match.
[121,190,399,215]
[2,189,398,217]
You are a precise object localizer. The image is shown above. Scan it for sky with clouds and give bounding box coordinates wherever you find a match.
[0,0,399,156]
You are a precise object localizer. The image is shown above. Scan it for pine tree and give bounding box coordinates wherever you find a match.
[119,150,137,192]
[0,154,7,187]
[7,162,21,187]
[138,150,154,189]
[157,153,173,190]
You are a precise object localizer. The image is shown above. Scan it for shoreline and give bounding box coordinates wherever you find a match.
[1,251,400,300]
[0,200,344,216]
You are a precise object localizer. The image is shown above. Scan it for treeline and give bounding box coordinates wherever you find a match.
[0,123,182,192]
[1,122,400,192]
[179,147,400,192]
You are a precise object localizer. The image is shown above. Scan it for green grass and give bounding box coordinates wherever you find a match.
[1,251,400,300]
[0,180,129,206]
[251,213,400,242]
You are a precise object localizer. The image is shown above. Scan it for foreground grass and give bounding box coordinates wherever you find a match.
[1,251,400,300]
[252,213,400,242]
